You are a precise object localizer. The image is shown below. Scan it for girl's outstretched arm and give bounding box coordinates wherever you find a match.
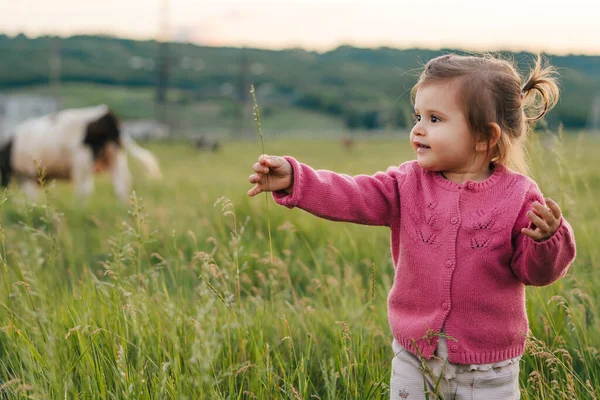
[266,156,410,227]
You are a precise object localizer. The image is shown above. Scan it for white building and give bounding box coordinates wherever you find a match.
[121,120,170,140]
[0,95,59,140]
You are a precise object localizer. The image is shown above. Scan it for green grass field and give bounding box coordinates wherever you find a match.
[0,132,599,399]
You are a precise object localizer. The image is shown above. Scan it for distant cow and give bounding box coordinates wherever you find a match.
[0,105,162,202]
[192,135,221,152]
[341,137,355,151]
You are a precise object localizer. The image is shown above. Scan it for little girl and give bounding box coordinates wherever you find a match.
[247,53,576,399]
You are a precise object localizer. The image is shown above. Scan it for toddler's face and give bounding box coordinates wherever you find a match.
[410,81,478,174]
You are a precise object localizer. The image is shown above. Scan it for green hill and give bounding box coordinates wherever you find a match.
[1,34,599,130]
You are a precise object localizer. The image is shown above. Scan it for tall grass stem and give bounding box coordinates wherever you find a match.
[250,84,274,264]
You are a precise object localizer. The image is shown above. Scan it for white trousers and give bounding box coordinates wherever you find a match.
[389,338,521,400]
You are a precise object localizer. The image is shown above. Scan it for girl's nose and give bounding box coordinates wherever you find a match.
[412,123,425,136]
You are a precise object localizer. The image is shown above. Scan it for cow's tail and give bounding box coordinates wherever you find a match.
[121,135,162,179]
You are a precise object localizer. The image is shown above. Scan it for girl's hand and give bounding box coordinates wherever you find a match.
[247,154,293,197]
[521,198,562,241]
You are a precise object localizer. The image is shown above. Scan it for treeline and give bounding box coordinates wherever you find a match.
[1,33,599,129]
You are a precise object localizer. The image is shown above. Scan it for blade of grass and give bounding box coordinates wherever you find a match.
[250,84,274,264]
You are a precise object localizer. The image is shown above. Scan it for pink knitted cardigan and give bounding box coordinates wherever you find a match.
[273,158,576,364]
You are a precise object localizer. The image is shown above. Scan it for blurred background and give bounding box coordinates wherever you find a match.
[1,0,599,142]
[2,2,600,399]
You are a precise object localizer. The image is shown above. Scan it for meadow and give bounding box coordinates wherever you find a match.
[0,131,598,399]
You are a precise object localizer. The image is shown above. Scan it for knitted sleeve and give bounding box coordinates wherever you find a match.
[272,156,409,227]
[510,183,577,286]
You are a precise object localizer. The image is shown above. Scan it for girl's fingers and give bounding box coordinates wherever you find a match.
[531,201,553,220]
[527,210,550,233]
[248,173,261,184]
[251,155,283,197]
[531,200,562,232]
[247,184,262,197]
[522,199,563,241]
[260,155,284,168]
[545,198,562,220]
[259,154,273,166]
[253,162,269,174]
[521,227,542,241]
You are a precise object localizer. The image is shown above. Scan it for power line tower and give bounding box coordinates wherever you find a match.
[589,94,600,132]
[155,0,170,125]
[232,51,250,138]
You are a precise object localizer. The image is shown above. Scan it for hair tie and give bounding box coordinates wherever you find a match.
[520,90,526,99]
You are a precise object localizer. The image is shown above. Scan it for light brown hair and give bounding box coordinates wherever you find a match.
[411,53,559,175]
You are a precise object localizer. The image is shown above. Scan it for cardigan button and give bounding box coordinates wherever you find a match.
[445,260,453,268]
[450,217,459,225]
[450,344,458,352]
[441,302,449,310]
[467,182,475,190]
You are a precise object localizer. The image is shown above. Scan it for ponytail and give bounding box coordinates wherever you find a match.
[521,55,560,122]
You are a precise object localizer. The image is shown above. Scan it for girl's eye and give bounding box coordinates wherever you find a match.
[412,113,421,123]
[431,115,441,123]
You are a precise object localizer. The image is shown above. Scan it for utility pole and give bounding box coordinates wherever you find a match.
[589,95,600,132]
[232,51,250,138]
[155,0,170,124]
[49,37,61,107]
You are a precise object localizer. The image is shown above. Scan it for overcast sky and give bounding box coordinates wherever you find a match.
[2,0,600,55]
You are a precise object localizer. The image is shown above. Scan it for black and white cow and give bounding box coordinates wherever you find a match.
[0,105,162,202]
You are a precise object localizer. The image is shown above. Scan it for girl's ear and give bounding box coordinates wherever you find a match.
[476,122,502,152]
